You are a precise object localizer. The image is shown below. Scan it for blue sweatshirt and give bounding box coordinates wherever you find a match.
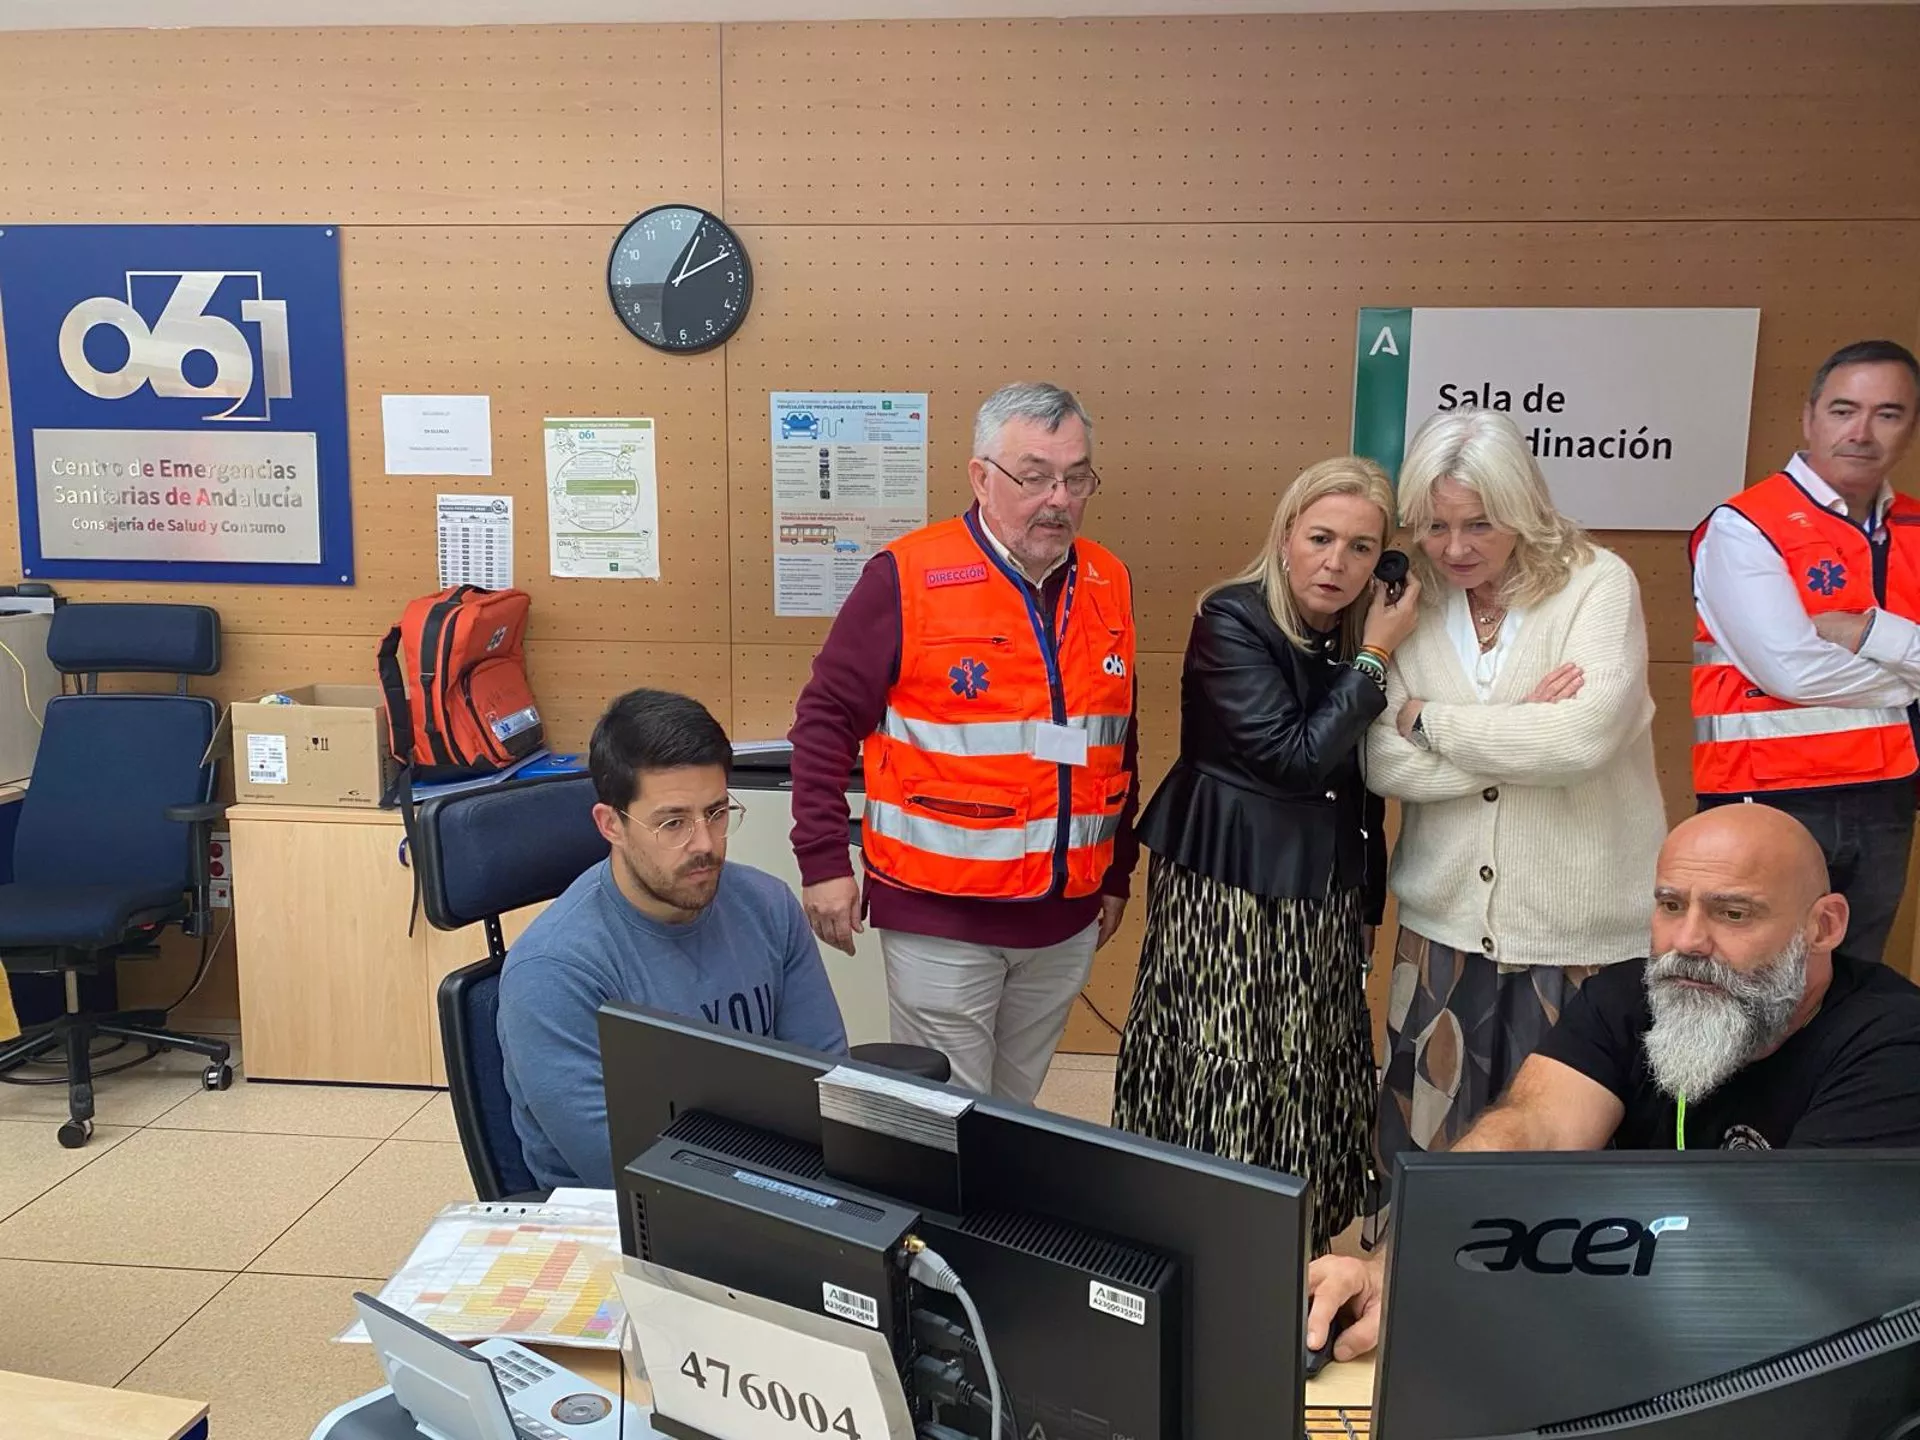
[497,859,849,1188]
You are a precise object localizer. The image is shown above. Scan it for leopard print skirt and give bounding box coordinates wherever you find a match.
[1111,852,1376,1255]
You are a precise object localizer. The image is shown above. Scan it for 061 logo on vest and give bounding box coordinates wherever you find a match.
[948,658,990,699]
[1103,654,1127,678]
[1806,560,1848,596]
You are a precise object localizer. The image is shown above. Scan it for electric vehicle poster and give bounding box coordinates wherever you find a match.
[770,392,927,618]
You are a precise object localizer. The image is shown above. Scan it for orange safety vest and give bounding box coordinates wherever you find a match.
[862,512,1136,901]
[1690,471,1920,795]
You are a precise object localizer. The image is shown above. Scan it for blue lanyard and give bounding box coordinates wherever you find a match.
[1052,552,1079,648]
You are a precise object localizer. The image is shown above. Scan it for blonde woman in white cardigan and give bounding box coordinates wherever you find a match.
[1369,407,1665,1168]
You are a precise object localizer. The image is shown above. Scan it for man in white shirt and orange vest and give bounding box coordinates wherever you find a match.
[788,382,1140,1100]
[1691,340,1920,966]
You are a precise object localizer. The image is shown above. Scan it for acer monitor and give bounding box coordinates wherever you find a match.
[598,1002,1312,1440]
[1374,1149,1920,1440]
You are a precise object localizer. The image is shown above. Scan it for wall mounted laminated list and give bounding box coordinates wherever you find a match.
[544,417,660,580]
[770,392,927,617]
[437,494,513,590]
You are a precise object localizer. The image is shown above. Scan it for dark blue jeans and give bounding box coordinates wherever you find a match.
[1699,782,1916,967]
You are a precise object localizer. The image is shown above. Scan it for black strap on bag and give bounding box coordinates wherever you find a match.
[377,624,425,936]
[376,625,414,770]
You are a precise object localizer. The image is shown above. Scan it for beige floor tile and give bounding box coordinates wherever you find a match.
[1034,1065,1116,1126]
[0,1128,376,1270]
[151,1078,434,1139]
[0,1118,137,1222]
[122,1272,387,1440]
[250,1140,475,1280]
[0,1258,230,1388]
[0,1059,205,1128]
[392,1090,459,1143]
[1048,1051,1119,1074]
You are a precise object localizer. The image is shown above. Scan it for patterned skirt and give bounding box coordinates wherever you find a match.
[1111,853,1376,1255]
[1375,926,1601,1172]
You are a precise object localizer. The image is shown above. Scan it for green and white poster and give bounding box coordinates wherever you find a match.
[1352,307,1760,530]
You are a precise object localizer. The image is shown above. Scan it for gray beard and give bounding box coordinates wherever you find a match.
[1642,934,1807,1102]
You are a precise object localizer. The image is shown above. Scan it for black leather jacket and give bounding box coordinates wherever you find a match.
[1137,581,1388,921]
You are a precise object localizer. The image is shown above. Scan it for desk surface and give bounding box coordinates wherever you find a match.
[0,1369,207,1440]
[227,802,399,826]
[540,1348,1377,1432]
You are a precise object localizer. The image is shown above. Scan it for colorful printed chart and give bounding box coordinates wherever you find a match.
[339,1194,624,1351]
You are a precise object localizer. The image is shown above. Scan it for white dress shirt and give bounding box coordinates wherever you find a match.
[1444,586,1530,701]
[1692,453,1920,709]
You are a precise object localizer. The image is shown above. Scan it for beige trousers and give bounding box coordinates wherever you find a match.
[878,922,1098,1103]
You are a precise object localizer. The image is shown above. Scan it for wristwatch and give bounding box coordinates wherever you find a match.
[1410,713,1432,751]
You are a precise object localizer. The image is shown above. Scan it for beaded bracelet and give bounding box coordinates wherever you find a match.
[1357,644,1391,669]
[1350,652,1388,691]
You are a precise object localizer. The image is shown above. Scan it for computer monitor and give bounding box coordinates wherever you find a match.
[1374,1150,1920,1440]
[598,1002,1311,1440]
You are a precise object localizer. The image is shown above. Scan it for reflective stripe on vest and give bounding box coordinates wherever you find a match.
[1688,471,1920,794]
[865,800,1121,861]
[877,708,1130,757]
[860,516,1136,901]
[1694,706,1910,745]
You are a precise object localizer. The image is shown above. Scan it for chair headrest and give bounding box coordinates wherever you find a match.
[414,773,605,929]
[47,604,220,676]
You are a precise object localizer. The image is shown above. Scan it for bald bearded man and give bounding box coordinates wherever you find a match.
[1310,803,1920,1363]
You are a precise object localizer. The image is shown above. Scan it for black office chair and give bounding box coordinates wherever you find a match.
[410,771,948,1202]
[0,604,234,1148]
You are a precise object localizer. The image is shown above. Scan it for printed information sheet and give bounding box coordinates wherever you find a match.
[545,417,660,579]
[436,494,513,590]
[769,392,927,617]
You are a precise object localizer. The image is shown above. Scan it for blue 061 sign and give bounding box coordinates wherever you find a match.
[0,224,353,584]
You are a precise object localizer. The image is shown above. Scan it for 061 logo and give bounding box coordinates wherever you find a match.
[57,270,292,421]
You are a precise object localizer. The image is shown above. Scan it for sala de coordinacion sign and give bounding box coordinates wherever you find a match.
[1433,384,1677,462]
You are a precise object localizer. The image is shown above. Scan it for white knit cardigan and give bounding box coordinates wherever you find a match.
[1365,546,1665,969]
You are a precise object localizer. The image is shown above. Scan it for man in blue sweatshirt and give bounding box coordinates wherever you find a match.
[497,688,849,1189]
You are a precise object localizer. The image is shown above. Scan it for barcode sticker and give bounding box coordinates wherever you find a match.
[1089,1281,1147,1325]
[822,1283,879,1329]
[247,734,289,786]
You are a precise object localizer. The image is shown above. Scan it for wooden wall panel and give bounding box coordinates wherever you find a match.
[1,12,1917,1039]
[724,221,1920,659]
[0,226,733,646]
[0,25,721,224]
[723,12,1920,224]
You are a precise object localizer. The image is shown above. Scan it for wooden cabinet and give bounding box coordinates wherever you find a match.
[230,804,542,1086]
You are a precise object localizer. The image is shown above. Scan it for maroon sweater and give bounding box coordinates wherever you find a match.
[787,543,1142,949]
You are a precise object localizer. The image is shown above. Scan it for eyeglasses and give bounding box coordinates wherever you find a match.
[979,455,1102,500]
[620,796,747,849]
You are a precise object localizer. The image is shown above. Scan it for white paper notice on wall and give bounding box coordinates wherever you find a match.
[545,418,661,580]
[383,395,494,477]
[246,734,289,786]
[437,495,514,590]
[770,393,928,617]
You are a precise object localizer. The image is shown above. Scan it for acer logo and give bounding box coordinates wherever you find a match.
[1455,1215,1689,1276]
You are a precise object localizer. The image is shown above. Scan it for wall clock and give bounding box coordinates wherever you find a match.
[606,205,752,355]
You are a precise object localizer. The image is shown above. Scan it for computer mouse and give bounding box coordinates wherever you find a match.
[1304,1309,1351,1380]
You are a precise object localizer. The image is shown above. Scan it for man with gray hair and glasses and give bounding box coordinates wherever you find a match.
[788,382,1141,1100]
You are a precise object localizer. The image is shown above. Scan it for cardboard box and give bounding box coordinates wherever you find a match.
[221,684,395,808]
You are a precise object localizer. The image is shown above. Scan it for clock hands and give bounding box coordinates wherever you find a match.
[671,249,732,287]
[670,230,701,285]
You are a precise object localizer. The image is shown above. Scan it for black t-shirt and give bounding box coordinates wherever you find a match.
[1535,956,1920,1151]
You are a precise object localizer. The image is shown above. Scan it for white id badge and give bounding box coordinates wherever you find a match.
[1032,722,1090,767]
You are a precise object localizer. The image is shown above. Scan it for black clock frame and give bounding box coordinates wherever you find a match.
[606,204,753,356]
